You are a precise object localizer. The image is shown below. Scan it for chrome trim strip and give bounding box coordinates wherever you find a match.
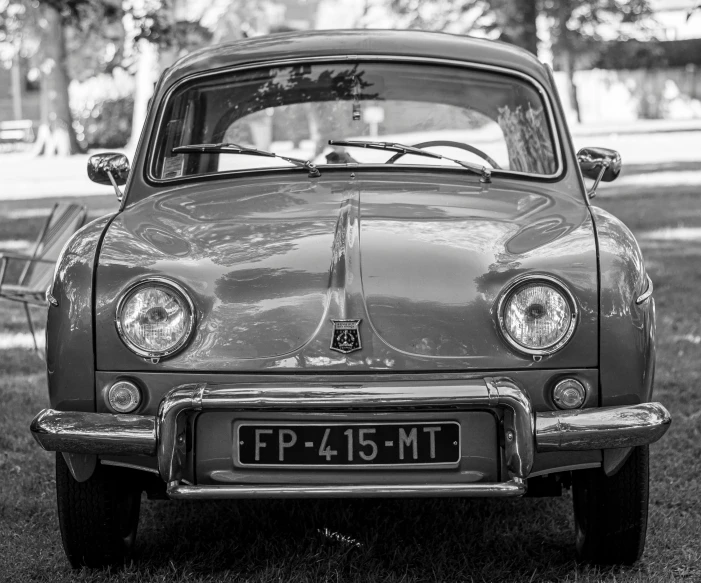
[45,285,58,306]
[146,54,564,185]
[488,378,535,478]
[535,402,671,452]
[198,383,493,408]
[484,377,499,406]
[114,277,197,360]
[167,478,526,499]
[156,384,204,481]
[29,409,156,456]
[100,460,160,475]
[495,273,579,357]
[636,274,654,305]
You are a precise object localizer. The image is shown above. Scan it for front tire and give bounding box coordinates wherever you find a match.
[56,453,141,568]
[572,445,649,565]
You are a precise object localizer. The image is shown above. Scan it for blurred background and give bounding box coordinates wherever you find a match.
[1,3,701,581]
[1,0,699,161]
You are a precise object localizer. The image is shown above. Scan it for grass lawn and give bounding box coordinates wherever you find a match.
[1,176,700,582]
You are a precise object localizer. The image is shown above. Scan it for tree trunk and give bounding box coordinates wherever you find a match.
[32,4,79,156]
[305,103,322,157]
[125,39,159,153]
[11,53,23,120]
[494,0,539,56]
[126,0,177,152]
[556,0,581,124]
[563,48,581,123]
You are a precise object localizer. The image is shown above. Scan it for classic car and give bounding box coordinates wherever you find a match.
[30,29,671,568]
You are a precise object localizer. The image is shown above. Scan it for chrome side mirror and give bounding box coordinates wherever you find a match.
[88,153,130,200]
[577,147,621,199]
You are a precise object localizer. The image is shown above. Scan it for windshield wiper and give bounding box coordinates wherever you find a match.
[172,143,321,177]
[328,140,491,182]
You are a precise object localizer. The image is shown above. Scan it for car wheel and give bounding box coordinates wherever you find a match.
[55,452,141,568]
[572,445,649,565]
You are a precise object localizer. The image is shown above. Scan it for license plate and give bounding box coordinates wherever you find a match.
[235,421,460,468]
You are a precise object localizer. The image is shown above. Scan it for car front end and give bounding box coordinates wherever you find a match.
[29,30,671,567]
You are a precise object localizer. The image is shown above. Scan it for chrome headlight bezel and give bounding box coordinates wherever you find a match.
[496,274,578,357]
[115,277,196,359]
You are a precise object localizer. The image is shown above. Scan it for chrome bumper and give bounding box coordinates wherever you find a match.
[30,378,671,499]
[30,408,156,456]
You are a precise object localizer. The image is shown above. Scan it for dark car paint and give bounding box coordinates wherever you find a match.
[95,173,598,372]
[47,214,115,411]
[591,206,655,406]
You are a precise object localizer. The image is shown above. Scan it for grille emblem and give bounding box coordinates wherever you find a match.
[330,319,362,354]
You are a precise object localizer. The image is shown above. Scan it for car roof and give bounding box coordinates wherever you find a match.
[159,29,551,92]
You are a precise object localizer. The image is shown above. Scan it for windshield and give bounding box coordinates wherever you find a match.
[151,61,559,181]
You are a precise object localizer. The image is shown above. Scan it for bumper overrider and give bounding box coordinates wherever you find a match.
[30,378,671,499]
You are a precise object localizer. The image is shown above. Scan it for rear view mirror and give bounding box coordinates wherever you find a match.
[577,147,621,198]
[88,153,130,200]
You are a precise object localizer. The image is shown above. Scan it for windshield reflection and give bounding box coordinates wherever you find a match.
[153,61,558,181]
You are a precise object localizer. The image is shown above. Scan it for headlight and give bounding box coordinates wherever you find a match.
[497,276,577,356]
[116,278,195,358]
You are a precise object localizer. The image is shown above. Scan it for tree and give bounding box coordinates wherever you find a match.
[378,0,653,121]
[0,0,124,155]
[380,0,495,36]
[541,0,653,121]
[0,1,35,121]
[32,2,78,154]
[370,0,538,54]
[492,0,538,54]
[124,0,273,152]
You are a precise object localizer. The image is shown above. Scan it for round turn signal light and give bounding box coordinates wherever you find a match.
[552,379,586,410]
[107,380,142,413]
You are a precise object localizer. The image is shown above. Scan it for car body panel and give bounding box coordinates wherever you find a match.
[95,172,598,371]
[47,214,115,412]
[591,206,655,407]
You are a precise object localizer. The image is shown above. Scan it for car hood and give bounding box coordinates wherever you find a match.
[95,173,597,371]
